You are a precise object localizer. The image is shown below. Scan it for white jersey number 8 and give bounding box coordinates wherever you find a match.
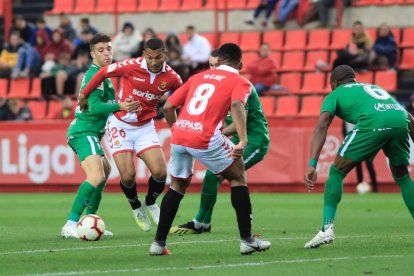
[187,83,216,115]
[363,85,390,100]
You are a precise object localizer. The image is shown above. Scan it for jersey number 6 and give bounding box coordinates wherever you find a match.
[363,85,390,100]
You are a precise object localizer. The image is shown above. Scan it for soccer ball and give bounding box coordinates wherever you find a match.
[76,214,105,241]
[356,182,371,194]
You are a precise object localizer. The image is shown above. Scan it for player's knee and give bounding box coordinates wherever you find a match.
[151,168,167,182]
[86,173,106,186]
[120,173,136,186]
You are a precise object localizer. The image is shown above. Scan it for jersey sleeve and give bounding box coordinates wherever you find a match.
[320,92,338,115]
[88,90,120,116]
[168,79,190,108]
[231,79,251,106]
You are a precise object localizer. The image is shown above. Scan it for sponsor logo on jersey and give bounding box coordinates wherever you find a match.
[175,119,203,133]
[158,82,168,92]
[374,103,404,112]
[107,63,117,73]
[133,77,146,82]
[132,89,162,101]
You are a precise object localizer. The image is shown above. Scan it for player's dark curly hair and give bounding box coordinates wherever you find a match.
[89,33,111,50]
[218,43,242,67]
[210,48,219,58]
[144,38,165,51]
[331,65,356,85]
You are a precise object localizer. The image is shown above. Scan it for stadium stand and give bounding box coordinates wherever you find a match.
[400,27,414,47]
[304,50,330,71]
[329,29,353,50]
[356,71,374,84]
[399,48,414,69]
[258,96,275,116]
[8,79,30,99]
[375,70,397,92]
[279,51,305,72]
[137,0,159,12]
[219,32,241,46]
[283,30,307,51]
[300,73,326,94]
[47,0,74,14]
[73,0,95,14]
[159,0,181,12]
[298,95,324,117]
[27,100,47,120]
[240,31,261,52]
[95,0,116,13]
[0,79,8,98]
[307,29,331,50]
[118,0,138,12]
[181,0,204,11]
[263,30,284,51]
[274,96,299,117]
[30,78,42,99]
[46,100,62,119]
[279,72,302,93]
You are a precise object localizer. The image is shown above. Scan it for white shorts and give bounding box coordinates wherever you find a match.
[105,115,160,156]
[169,137,235,179]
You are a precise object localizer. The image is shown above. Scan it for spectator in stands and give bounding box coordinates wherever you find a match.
[51,96,75,120]
[58,13,77,42]
[245,0,278,27]
[134,27,157,58]
[35,29,51,61]
[0,32,22,78]
[9,15,36,45]
[44,28,73,62]
[182,25,211,75]
[318,0,351,28]
[73,30,93,60]
[165,32,182,55]
[40,52,72,99]
[333,21,372,70]
[273,0,300,28]
[11,36,41,79]
[245,43,278,95]
[55,52,89,98]
[113,22,141,61]
[79,18,98,35]
[30,17,52,46]
[369,23,397,70]
[167,48,189,82]
[0,98,32,121]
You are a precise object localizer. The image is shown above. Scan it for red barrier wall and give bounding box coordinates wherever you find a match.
[0,118,411,192]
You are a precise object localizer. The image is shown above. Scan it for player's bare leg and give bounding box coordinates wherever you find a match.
[221,158,271,255]
[139,148,167,225]
[305,155,357,248]
[115,152,151,231]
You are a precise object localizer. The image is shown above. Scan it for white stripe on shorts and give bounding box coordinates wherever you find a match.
[87,136,97,155]
[340,129,359,157]
[244,149,260,164]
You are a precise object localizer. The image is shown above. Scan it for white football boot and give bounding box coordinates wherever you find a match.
[240,237,271,255]
[133,207,151,231]
[304,224,335,249]
[103,230,113,236]
[149,242,171,256]
[60,225,79,239]
[145,203,160,225]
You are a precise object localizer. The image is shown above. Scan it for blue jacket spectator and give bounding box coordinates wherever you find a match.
[371,23,397,69]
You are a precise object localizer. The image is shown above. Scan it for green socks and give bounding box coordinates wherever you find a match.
[85,182,106,215]
[394,174,414,219]
[322,165,346,229]
[194,170,220,224]
[68,181,96,222]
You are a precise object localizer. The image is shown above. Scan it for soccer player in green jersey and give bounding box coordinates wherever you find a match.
[61,33,139,238]
[169,49,270,235]
[304,65,414,248]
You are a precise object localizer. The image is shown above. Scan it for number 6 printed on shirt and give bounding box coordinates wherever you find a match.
[187,83,216,115]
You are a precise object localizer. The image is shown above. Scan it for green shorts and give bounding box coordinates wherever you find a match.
[339,127,409,166]
[67,135,105,162]
[241,143,268,170]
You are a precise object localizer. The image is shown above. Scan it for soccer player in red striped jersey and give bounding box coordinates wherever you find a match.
[79,38,182,232]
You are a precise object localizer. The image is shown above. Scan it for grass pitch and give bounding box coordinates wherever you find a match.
[0,193,413,275]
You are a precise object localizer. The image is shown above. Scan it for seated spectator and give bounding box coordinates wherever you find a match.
[318,0,351,28]
[44,28,73,62]
[245,43,278,95]
[273,0,300,28]
[73,30,93,60]
[165,32,182,55]
[333,21,372,70]
[245,0,278,27]
[31,17,53,46]
[79,18,98,35]
[167,48,189,82]
[51,96,75,120]
[0,32,22,78]
[9,15,35,45]
[369,23,397,70]
[134,28,157,58]
[59,13,77,42]
[113,22,141,61]
[0,98,32,121]
[35,29,51,61]
[182,25,211,75]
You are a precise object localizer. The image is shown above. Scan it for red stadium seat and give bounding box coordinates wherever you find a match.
[118,0,138,12]
[274,96,299,117]
[356,71,374,84]
[95,0,116,13]
[380,0,405,4]
[247,0,261,9]
[0,79,8,98]
[73,0,95,13]
[30,78,42,98]
[216,0,247,10]
[307,29,330,50]
[400,27,414,48]
[47,100,62,119]
[201,32,218,48]
[400,48,414,69]
[181,0,203,10]
[374,70,397,92]
[0,1,3,16]
[352,0,376,6]
[9,79,30,98]
[27,100,47,120]
[391,27,401,44]
[279,72,302,93]
[330,29,353,50]
[159,0,181,11]
[220,32,240,46]
[300,73,326,94]
[366,28,377,41]
[240,31,261,51]
[280,51,305,72]
[259,96,276,116]
[283,30,307,50]
[299,96,324,117]
[304,50,329,71]
[263,30,284,51]
[47,0,74,14]
[270,51,282,69]
[240,52,258,73]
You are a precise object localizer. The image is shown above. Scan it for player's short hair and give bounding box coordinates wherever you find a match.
[331,65,356,84]
[186,25,195,31]
[210,48,219,58]
[218,43,242,65]
[144,38,165,51]
[89,33,111,50]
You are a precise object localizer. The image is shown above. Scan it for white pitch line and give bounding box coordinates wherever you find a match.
[1,233,413,256]
[25,254,414,276]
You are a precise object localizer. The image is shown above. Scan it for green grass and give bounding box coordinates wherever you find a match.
[0,193,413,275]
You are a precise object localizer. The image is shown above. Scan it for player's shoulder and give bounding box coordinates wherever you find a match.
[164,63,183,84]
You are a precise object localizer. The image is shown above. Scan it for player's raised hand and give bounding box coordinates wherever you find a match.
[120,100,141,113]
[304,167,317,192]
[231,141,246,159]
[78,95,88,111]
